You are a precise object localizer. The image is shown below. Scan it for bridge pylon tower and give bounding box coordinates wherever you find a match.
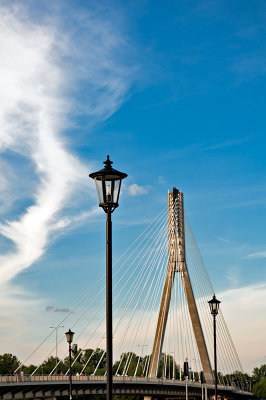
[148,187,213,384]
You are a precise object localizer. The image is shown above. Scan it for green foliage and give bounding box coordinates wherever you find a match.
[253,377,266,398]
[0,353,20,374]
[114,352,137,376]
[114,352,184,380]
[23,364,37,374]
[31,348,107,376]
[61,348,107,376]
[41,356,58,374]
[113,352,149,377]
[80,349,93,364]
[157,353,182,379]
[82,348,106,375]
[253,364,266,381]
[223,370,251,390]
[250,364,266,395]
[63,353,83,375]
[113,396,142,400]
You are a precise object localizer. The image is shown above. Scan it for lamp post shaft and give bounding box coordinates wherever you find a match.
[208,294,220,400]
[56,328,58,374]
[106,211,113,400]
[89,156,127,400]
[69,342,72,400]
[213,314,217,400]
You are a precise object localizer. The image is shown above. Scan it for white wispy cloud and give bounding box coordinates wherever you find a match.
[0,4,86,284]
[128,184,148,196]
[158,176,165,184]
[0,2,135,286]
[225,265,241,287]
[245,250,266,259]
[202,136,253,151]
[161,136,252,161]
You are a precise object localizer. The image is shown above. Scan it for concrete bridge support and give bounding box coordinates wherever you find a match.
[148,188,213,385]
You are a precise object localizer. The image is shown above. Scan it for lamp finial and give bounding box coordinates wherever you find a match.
[104,155,113,169]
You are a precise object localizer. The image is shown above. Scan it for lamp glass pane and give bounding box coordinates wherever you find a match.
[95,178,103,204]
[113,179,121,204]
[209,299,220,315]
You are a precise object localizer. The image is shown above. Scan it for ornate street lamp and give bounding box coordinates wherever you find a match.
[65,329,75,400]
[89,155,127,213]
[89,156,127,400]
[208,295,221,400]
[184,360,189,400]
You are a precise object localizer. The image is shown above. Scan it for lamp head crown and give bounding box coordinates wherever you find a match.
[103,155,113,169]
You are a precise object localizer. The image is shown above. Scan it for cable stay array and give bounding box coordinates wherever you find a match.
[16,202,244,387]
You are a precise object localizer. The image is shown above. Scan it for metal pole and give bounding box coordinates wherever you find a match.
[50,325,64,374]
[69,342,72,400]
[186,378,188,400]
[214,314,217,400]
[173,354,175,379]
[106,211,113,400]
[56,328,58,374]
[201,382,204,400]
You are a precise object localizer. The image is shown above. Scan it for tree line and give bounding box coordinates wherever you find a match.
[0,351,265,398]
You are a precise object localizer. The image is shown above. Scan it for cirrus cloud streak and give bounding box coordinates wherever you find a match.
[0,2,135,286]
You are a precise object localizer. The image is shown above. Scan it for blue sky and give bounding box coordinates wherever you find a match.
[0,0,266,372]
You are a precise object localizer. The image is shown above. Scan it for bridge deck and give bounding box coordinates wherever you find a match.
[0,376,253,400]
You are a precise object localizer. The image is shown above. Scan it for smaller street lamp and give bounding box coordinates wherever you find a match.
[137,344,148,377]
[65,329,75,400]
[208,295,221,400]
[208,295,221,316]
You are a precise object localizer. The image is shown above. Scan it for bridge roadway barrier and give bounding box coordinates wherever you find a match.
[0,375,253,400]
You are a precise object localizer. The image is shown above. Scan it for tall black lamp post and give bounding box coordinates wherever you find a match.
[65,329,75,400]
[208,295,221,400]
[89,155,127,400]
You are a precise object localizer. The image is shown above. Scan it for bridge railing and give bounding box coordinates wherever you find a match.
[0,374,236,391]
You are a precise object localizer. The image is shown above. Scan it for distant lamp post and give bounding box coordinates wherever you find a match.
[184,360,189,400]
[65,329,75,400]
[208,295,221,400]
[89,155,127,400]
[136,344,148,377]
[50,325,64,374]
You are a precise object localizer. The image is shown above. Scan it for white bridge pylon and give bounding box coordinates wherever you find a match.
[148,188,213,383]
